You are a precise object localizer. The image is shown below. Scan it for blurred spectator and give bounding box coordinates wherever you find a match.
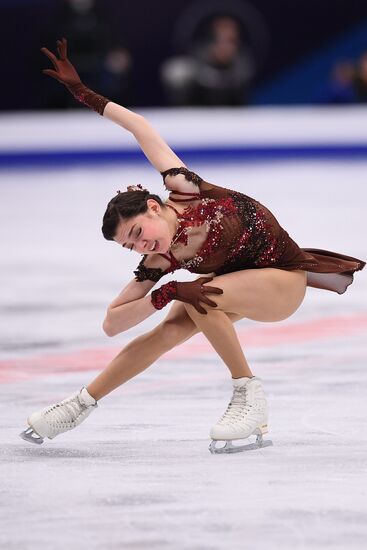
[41,0,133,108]
[99,46,133,106]
[316,59,357,104]
[353,51,367,102]
[160,15,255,106]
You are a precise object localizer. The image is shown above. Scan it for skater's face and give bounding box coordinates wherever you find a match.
[113,199,177,255]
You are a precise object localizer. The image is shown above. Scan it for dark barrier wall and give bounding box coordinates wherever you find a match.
[1,0,367,109]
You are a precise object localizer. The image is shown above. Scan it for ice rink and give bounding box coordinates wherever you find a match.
[1,156,367,548]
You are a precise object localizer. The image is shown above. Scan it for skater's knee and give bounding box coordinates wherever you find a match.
[183,302,215,317]
[152,317,197,346]
[152,319,186,343]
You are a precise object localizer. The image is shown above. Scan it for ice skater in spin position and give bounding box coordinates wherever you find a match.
[20,38,366,454]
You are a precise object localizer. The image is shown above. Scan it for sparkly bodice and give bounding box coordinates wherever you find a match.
[163,193,286,274]
[134,167,291,282]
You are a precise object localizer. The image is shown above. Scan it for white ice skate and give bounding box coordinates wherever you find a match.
[19,387,98,445]
[209,376,273,454]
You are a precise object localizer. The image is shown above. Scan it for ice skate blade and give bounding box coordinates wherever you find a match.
[19,427,44,445]
[209,434,273,454]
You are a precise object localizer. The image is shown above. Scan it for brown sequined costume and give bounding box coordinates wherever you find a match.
[134,168,365,293]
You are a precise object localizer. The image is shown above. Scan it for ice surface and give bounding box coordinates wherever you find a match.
[0,160,366,550]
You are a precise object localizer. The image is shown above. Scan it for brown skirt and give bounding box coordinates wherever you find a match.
[278,247,365,294]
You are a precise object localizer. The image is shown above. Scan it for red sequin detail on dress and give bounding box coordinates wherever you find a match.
[159,174,290,275]
[165,196,241,271]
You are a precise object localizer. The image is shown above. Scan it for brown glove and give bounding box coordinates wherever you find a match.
[41,38,110,115]
[151,277,223,315]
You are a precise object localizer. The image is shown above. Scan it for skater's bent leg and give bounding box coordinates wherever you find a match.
[87,301,245,401]
[182,268,307,379]
[183,305,253,379]
[199,268,307,321]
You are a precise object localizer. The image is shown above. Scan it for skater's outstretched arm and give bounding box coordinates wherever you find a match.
[41,38,186,172]
[103,103,185,173]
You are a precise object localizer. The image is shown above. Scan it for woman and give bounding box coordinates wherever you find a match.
[20,39,365,454]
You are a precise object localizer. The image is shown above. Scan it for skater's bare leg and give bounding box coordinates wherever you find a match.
[87,306,245,400]
[87,301,245,400]
[182,307,253,379]
[183,268,307,379]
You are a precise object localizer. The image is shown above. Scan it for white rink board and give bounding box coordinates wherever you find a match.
[1,106,367,152]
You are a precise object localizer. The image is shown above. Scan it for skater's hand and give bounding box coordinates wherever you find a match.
[176,277,223,315]
[41,38,82,88]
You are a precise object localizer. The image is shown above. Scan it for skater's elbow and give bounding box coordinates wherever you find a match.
[102,318,115,337]
[102,316,122,337]
[103,297,150,336]
[103,309,130,337]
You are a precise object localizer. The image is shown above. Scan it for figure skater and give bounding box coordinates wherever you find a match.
[20,38,365,454]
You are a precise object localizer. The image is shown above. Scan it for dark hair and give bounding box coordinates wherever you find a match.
[102,189,166,241]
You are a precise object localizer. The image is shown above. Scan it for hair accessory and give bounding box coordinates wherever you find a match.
[127,184,147,192]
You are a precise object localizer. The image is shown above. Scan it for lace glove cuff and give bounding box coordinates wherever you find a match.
[66,82,110,116]
[151,281,178,310]
[151,277,223,314]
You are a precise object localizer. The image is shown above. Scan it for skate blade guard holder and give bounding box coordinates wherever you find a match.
[209,429,273,454]
[19,427,44,445]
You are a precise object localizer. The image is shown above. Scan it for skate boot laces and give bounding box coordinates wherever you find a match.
[218,386,252,426]
[44,393,89,430]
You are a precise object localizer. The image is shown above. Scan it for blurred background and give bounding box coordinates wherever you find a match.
[2,0,367,110]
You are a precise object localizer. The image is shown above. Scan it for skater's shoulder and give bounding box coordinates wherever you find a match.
[161,166,203,195]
